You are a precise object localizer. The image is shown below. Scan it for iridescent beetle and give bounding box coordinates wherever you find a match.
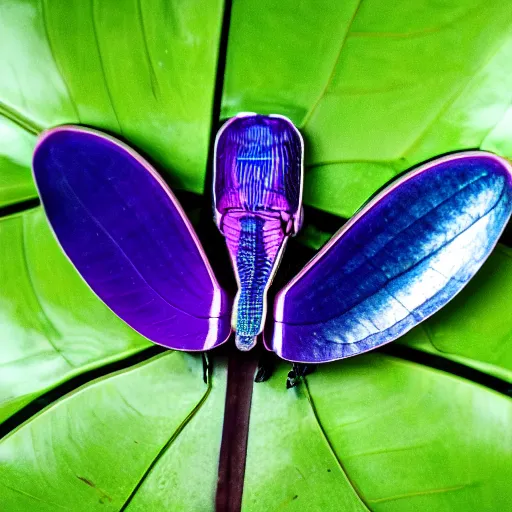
[214,114,303,351]
[32,113,512,371]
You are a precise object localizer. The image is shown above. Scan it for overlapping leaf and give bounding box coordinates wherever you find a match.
[0,353,227,511]
[244,357,511,511]
[0,208,150,423]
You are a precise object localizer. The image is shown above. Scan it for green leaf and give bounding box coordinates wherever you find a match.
[222,0,512,217]
[400,244,512,383]
[0,352,226,511]
[0,208,150,423]
[0,117,36,208]
[0,0,224,207]
[244,356,511,511]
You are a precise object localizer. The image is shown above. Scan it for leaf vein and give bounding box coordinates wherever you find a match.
[136,0,159,99]
[20,214,73,368]
[369,483,474,504]
[303,377,371,511]
[0,101,42,135]
[40,0,81,122]
[90,0,123,134]
[119,364,213,510]
[300,0,364,129]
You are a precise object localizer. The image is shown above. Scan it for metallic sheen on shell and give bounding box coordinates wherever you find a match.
[214,113,304,351]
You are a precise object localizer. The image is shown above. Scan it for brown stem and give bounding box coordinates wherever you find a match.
[215,349,258,511]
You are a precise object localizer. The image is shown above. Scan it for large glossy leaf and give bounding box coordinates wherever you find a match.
[0,0,224,207]
[0,208,150,423]
[243,356,511,511]
[0,352,227,511]
[222,0,512,217]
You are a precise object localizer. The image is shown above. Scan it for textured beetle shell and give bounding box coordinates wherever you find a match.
[214,114,302,215]
[214,113,303,349]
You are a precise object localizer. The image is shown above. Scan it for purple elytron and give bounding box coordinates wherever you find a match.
[32,114,512,365]
[32,126,231,352]
[214,114,303,351]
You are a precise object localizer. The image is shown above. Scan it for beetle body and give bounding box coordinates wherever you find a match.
[214,113,304,350]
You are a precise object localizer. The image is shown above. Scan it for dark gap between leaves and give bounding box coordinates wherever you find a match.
[0,345,165,440]
[197,1,258,510]
[0,198,40,219]
[380,345,512,397]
